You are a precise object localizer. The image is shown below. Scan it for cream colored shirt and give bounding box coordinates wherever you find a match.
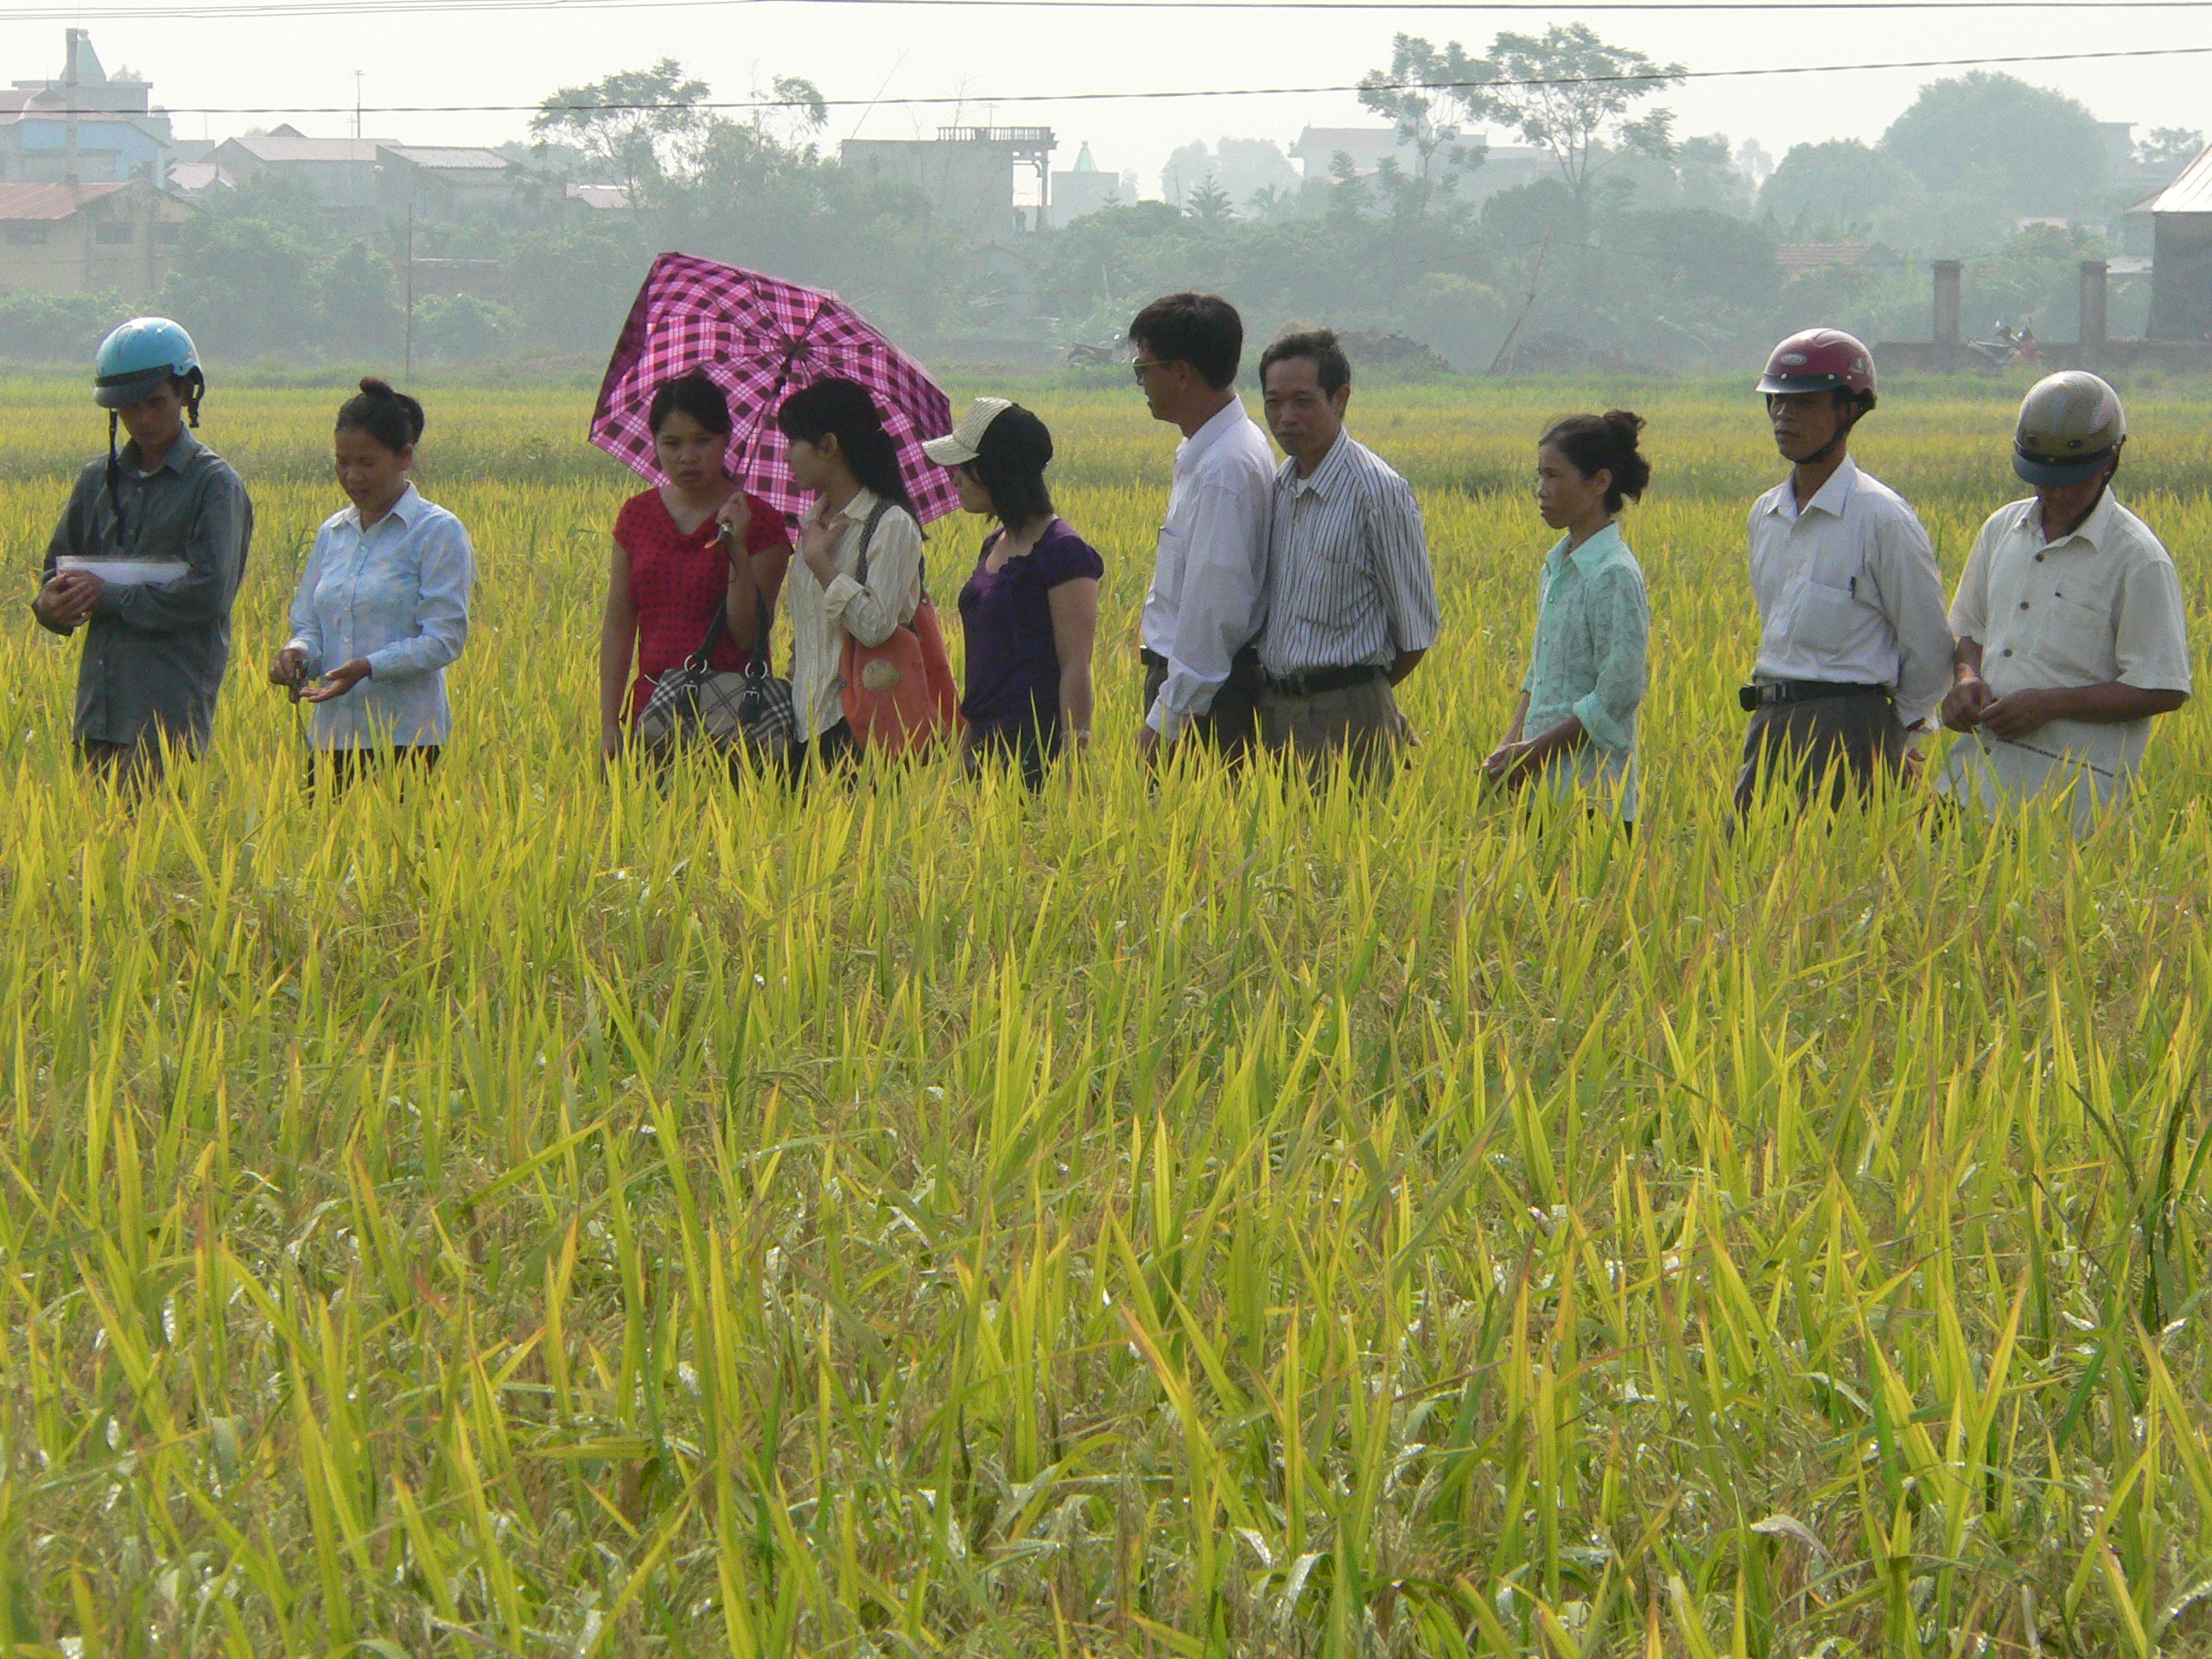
[1746,456,1954,730]
[1938,490,2192,828]
[785,487,924,741]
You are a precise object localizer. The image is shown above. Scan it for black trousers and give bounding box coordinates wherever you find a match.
[305,745,441,798]
[962,718,1061,791]
[1140,645,1263,760]
[1734,692,1904,814]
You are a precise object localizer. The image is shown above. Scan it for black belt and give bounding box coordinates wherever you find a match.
[1268,664,1384,699]
[1141,645,1262,675]
[1738,679,1890,712]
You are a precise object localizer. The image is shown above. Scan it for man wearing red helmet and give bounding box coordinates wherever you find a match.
[1737,327,1953,813]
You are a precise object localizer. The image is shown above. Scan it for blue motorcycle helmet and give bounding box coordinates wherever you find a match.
[95,315,203,414]
[92,316,204,531]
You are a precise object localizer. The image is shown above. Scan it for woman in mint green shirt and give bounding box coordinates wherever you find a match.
[1484,410,1652,823]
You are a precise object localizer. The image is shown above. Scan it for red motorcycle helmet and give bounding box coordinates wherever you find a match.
[1758,328,1877,410]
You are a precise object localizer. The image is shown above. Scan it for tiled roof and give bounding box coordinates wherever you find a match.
[220,134,393,163]
[2150,146,2212,215]
[0,181,129,221]
[378,145,511,172]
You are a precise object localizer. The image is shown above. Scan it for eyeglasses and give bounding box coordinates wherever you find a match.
[1131,358,1169,383]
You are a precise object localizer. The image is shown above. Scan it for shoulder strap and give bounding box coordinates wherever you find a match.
[850,498,896,587]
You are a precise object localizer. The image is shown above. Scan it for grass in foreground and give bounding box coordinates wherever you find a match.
[0,378,2209,1655]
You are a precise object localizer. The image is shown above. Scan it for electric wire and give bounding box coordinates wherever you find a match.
[103,42,2212,117]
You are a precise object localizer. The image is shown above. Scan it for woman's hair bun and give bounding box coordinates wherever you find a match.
[338,376,425,449]
[1541,408,1652,511]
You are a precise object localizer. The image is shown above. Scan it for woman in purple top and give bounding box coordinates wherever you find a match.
[924,399,1101,789]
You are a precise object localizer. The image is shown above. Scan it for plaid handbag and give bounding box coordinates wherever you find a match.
[636,600,795,756]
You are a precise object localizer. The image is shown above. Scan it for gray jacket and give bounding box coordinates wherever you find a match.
[36,425,255,750]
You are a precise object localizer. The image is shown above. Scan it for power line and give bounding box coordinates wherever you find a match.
[126,42,2212,116]
[14,0,2212,13]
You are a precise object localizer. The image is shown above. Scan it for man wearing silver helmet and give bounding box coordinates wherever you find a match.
[1939,371,2190,829]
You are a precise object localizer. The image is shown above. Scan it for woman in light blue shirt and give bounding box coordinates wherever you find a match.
[1484,410,1651,824]
[270,378,474,791]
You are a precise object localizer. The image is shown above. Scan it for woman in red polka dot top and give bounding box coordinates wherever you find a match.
[597,372,793,762]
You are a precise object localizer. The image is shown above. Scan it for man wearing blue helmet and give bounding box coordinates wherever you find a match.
[31,317,253,786]
[1939,371,2191,829]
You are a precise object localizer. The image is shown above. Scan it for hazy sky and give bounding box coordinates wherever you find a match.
[6,0,2206,201]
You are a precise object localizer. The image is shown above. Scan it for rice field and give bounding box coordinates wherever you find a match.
[3,369,2212,1656]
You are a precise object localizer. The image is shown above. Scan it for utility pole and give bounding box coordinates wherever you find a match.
[354,71,364,141]
[404,200,415,379]
[62,28,82,185]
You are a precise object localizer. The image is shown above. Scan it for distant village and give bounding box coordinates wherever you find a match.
[2,24,2209,363]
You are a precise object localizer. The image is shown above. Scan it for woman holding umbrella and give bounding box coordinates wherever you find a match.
[598,372,791,763]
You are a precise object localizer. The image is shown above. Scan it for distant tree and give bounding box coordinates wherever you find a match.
[315,241,404,357]
[1369,26,1682,205]
[2138,127,2205,172]
[1161,138,1295,211]
[160,217,317,354]
[416,295,522,362]
[1735,138,1776,192]
[1185,174,1236,224]
[752,75,828,152]
[1758,139,1912,231]
[531,60,712,203]
[1878,72,2106,216]
[505,219,648,353]
[1357,35,1486,212]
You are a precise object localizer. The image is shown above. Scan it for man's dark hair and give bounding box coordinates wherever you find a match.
[1128,292,1243,391]
[1259,328,1352,398]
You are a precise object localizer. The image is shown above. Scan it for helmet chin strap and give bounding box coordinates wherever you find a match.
[105,410,126,537]
[1796,397,1862,467]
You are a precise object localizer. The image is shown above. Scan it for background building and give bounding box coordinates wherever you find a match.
[841,128,1056,241]
[0,30,172,187]
[209,128,396,213]
[1049,142,1117,226]
[0,180,188,297]
[2148,144,2212,340]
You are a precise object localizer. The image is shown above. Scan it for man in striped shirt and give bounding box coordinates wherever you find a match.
[1255,329,1440,785]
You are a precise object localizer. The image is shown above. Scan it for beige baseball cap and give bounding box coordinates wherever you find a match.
[921,397,1014,466]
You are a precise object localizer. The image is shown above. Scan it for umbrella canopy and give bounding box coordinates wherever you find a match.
[590,252,961,525]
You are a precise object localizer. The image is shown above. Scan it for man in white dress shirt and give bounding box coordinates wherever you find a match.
[1737,327,1954,814]
[1129,292,1276,761]
[1939,372,2190,829]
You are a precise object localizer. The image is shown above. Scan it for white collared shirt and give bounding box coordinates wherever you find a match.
[1938,490,2192,828]
[1140,397,1276,738]
[1746,456,1954,729]
[785,486,925,741]
[284,482,474,749]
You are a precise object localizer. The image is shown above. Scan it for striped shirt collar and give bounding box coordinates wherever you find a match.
[1276,429,1356,497]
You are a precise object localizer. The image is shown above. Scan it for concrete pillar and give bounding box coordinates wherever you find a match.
[1932,259,1963,347]
[2079,259,2109,353]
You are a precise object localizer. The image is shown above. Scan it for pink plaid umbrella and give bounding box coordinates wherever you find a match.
[590,252,961,525]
